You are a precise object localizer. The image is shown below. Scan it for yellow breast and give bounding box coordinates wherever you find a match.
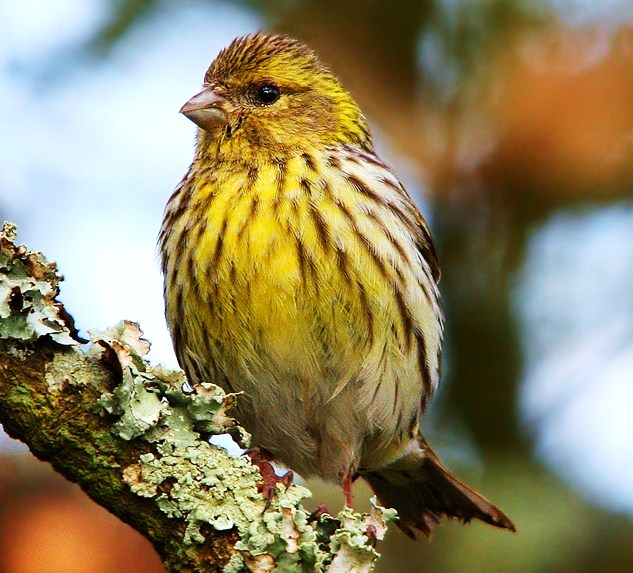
[185,157,359,369]
[162,149,442,442]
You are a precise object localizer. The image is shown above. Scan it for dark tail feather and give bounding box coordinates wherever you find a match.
[364,445,516,539]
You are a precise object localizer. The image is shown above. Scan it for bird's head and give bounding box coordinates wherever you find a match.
[181,33,372,159]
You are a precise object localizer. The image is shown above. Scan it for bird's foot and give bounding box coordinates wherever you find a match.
[308,503,330,522]
[246,446,293,508]
[342,472,354,508]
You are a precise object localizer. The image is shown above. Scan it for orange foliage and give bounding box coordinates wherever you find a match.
[482,28,633,200]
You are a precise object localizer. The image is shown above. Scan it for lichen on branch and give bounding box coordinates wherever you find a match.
[0,222,395,573]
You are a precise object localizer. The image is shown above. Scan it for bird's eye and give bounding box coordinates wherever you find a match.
[255,84,281,105]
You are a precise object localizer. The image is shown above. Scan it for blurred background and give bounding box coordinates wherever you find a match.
[1,0,632,571]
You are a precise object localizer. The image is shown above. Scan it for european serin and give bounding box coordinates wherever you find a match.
[159,33,514,538]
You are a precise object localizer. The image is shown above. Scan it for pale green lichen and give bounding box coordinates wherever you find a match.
[326,500,397,573]
[96,320,396,572]
[0,222,78,346]
[96,325,167,440]
[96,321,248,445]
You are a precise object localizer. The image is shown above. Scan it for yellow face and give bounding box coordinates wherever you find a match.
[183,33,372,157]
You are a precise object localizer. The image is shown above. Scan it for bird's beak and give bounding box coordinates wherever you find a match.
[180,87,229,131]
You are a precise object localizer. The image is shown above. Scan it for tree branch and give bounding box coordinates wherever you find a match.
[0,222,395,573]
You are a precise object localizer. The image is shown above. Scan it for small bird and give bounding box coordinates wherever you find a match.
[160,32,515,538]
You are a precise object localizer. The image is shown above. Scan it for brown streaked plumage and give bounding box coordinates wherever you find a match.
[160,32,515,538]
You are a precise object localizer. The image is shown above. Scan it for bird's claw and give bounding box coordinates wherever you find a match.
[246,446,294,508]
[308,503,330,522]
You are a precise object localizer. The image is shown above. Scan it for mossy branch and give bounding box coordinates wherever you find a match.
[0,222,395,573]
